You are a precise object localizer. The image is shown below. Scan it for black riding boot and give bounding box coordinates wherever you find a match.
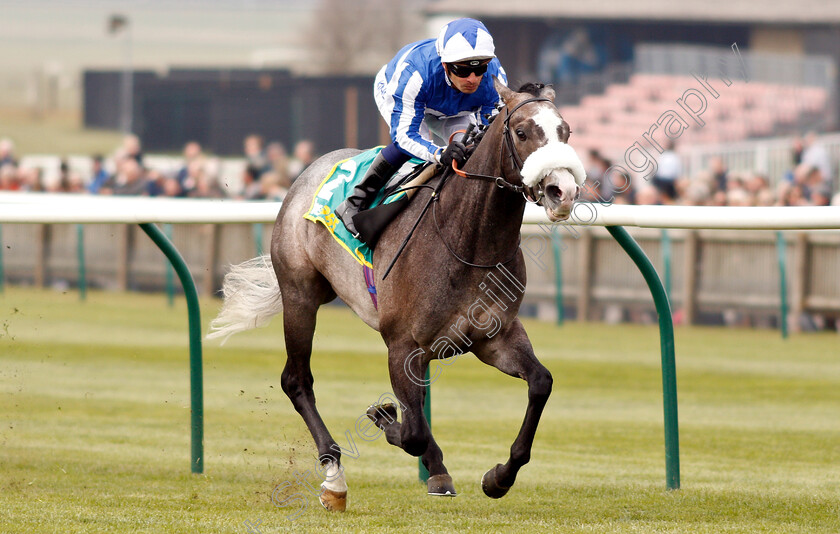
[336,152,399,237]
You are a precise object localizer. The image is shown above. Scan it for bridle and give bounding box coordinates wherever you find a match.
[452,96,555,205]
[382,96,562,278]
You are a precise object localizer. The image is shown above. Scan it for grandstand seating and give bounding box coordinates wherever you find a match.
[563,74,830,160]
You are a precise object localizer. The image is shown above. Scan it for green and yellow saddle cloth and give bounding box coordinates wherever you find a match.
[304,146,425,268]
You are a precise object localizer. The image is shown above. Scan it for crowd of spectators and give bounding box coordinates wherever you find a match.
[582,132,839,208]
[0,134,317,200]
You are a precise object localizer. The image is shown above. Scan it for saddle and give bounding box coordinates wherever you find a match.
[353,161,438,247]
[303,147,438,268]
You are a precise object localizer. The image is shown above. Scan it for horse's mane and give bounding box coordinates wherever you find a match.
[516,82,551,97]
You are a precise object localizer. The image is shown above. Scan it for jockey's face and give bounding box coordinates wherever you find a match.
[445,60,490,94]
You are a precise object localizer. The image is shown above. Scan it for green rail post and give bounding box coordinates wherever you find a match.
[0,224,4,294]
[163,223,175,308]
[551,231,564,325]
[139,223,204,474]
[606,225,680,490]
[661,229,672,300]
[419,368,431,483]
[76,224,87,301]
[776,231,788,339]
[253,223,264,256]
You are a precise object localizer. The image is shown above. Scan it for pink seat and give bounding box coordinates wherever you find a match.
[573,75,834,150]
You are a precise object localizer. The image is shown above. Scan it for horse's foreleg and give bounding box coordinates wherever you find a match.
[418,384,456,496]
[473,319,553,498]
[279,290,346,511]
[381,341,456,496]
[366,393,455,496]
[365,403,402,447]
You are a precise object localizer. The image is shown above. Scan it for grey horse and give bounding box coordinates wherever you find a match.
[207,79,587,512]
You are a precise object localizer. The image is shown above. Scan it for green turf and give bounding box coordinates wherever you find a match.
[1,287,838,533]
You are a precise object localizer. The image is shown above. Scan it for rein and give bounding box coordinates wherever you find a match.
[381,96,554,278]
[431,186,521,269]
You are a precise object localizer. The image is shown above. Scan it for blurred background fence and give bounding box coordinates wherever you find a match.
[2,222,837,328]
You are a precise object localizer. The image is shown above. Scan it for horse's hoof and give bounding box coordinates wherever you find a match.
[366,403,398,429]
[481,464,510,499]
[319,486,347,512]
[427,473,457,497]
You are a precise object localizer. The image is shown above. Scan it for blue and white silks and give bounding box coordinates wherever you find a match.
[373,21,508,163]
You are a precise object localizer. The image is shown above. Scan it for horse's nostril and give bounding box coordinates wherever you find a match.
[546,185,561,200]
[574,186,581,200]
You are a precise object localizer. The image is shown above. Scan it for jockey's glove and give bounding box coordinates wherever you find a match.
[440,141,467,167]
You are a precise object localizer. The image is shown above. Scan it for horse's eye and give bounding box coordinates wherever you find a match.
[516,129,526,141]
[559,123,571,143]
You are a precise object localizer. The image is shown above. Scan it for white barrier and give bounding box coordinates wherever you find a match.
[0,193,282,224]
[523,203,840,230]
[2,192,840,229]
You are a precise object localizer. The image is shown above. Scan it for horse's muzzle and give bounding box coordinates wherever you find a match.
[542,169,578,222]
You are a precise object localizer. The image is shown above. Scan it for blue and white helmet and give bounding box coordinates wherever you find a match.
[435,18,495,63]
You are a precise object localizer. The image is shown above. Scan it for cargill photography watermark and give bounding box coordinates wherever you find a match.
[246,41,750,530]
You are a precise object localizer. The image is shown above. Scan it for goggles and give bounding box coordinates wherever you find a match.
[447,60,490,78]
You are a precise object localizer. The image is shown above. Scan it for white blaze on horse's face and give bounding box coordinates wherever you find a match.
[519,106,586,222]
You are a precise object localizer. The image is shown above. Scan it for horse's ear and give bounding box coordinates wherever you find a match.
[493,76,515,104]
[539,84,556,102]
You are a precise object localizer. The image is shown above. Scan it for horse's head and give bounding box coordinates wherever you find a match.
[494,78,586,222]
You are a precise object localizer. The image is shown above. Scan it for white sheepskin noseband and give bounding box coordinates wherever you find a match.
[520,141,587,188]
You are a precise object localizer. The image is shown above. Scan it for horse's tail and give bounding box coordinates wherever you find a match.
[206,254,283,344]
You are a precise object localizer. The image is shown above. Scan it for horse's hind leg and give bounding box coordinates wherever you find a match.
[277,269,346,511]
[472,318,553,498]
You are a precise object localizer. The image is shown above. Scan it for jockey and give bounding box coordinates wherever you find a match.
[336,17,508,238]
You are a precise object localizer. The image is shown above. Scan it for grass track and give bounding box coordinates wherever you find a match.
[1,287,838,533]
